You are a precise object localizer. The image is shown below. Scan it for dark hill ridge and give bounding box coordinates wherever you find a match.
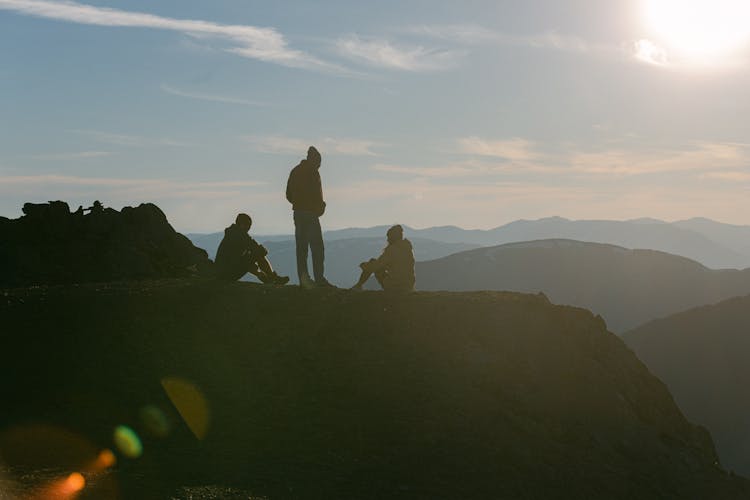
[624,295,750,478]
[416,239,750,333]
[1,282,747,498]
[0,201,211,287]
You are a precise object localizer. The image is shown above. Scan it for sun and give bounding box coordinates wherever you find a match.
[643,0,750,62]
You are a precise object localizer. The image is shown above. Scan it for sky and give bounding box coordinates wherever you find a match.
[1,0,750,234]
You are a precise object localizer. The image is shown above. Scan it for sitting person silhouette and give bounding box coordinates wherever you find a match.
[351,224,415,291]
[215,213,289,285]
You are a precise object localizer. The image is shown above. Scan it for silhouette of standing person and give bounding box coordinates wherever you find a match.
[286,146,334,288]
[351,224,415,292]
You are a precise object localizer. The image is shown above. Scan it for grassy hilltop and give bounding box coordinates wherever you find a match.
[1,281,748,499]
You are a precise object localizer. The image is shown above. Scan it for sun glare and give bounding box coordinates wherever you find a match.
[643,0,750,63]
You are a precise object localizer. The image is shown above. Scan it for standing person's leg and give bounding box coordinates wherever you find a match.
[310,215,326,284]
[294,211,311,282]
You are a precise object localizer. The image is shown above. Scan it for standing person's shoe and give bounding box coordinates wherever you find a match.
[315,278,337,288]
[299,274,316,289]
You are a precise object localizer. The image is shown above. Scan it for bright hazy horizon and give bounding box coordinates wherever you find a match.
[1,0,749,233]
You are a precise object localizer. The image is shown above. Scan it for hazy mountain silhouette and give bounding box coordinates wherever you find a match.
[189,235,478,287]
[2,281,747,498]
[190,216,750,270]
[674,218,750,259]
[623,295,750,477]
[416,239,750,333]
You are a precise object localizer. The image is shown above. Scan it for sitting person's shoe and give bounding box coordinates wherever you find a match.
[256,271,275,284]
[273,274,290,285]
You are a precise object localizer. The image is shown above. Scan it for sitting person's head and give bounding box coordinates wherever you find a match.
[386,224,403,245]
[236,213,252,233]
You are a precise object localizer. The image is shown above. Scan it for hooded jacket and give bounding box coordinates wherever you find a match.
[286,159,326,216]
[214,224,265,279]
[372,238,416,291]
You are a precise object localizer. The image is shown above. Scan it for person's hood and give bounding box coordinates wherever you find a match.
[300,158,321,170]
[225,223,239,236]
[390,238,412,250]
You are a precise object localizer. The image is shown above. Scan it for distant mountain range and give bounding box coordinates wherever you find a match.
[416,239,750,333]
[261,237,478,287]
[189,216,750,270]
[188,234,478,287]
[624,295,750,477]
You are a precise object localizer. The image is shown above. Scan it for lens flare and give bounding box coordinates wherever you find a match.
[139,405,171,438]
[113,425,143,459]
[161,377,211,440]
[64,472,86,493]
[93,449,117,470]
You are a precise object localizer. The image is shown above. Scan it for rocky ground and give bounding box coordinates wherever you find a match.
[1,280,748,499]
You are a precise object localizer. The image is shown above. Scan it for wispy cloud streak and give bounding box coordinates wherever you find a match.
[246,135,384,156]
[0,174,265,188]
[407,24,596,53]
[27,151,112,160]
[0,0,337,71]
[336,34,464,71]
[70,129,189,147]
[160,84,268,106]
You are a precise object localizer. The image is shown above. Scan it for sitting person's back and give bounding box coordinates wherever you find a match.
[351,224,415,291]
[215,221,253,280]
[215,213,288,284]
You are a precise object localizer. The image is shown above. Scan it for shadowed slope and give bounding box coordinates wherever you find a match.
[624,295,750,477]
[1,282,747,498]
[416,239,750,332]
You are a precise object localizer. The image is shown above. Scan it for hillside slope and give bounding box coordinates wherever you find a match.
[1,282,747,499]
[624,295,750,477]
[416,239,750,332]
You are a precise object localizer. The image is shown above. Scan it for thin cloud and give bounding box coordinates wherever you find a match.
[70,129,189,147]
[0,174,265,189]
[406,24,502,45]
[701,171,750,182]
[335,34,464,71]
[631,39,669,66]
[569,142,750,175]
[373,163,479,178]
[0,0,338,71]
[160,84,268,107]
[407,24,595,53]
[27,151,112,160]
[246,135,384,156]
[457,137,540,161]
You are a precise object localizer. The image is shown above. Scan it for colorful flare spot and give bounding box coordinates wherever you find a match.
[65,472,86,493]
[113,426,143,458]
[94,449,117,470]
[139,405,171,438]
[161,377,210,440]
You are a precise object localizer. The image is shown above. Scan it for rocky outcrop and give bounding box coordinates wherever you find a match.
[0,201,211,286]
[1,282,747,498]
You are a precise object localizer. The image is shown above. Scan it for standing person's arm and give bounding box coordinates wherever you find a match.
[286,168,296,205]
[315,170,326,216]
